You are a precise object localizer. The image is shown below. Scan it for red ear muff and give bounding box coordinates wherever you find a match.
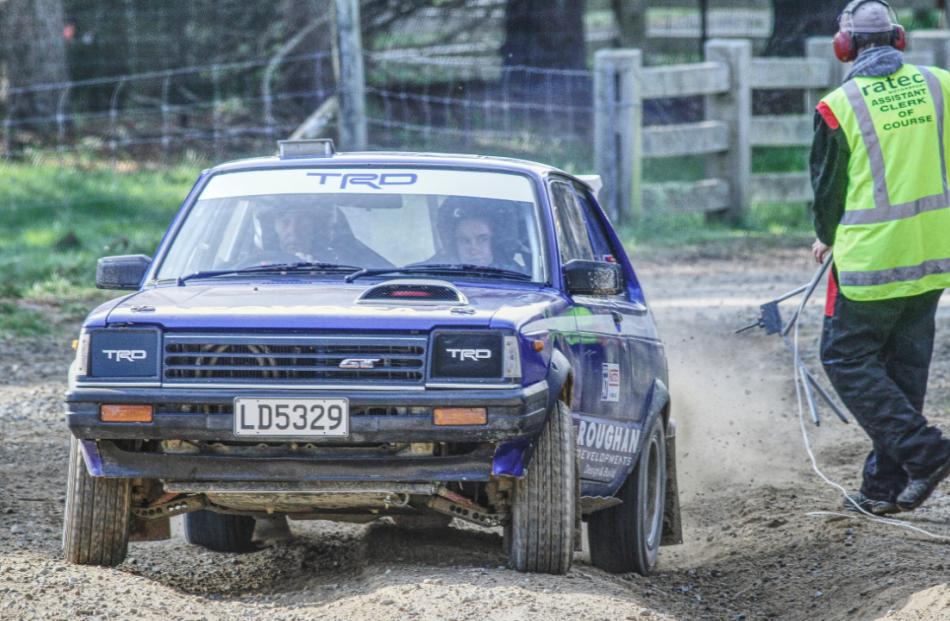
[893,25,906,51]
[834,30,857,62]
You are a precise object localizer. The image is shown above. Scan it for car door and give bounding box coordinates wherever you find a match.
[570,180,663,495]
[548,177,632,491]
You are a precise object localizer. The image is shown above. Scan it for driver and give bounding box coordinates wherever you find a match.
[272,207,324,261]
[258,204,392,269]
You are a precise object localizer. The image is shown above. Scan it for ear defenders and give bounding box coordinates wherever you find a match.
[833,0,906,63]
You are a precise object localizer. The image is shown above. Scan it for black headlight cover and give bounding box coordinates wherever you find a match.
[430,331,503,380]
[86,328,161,380]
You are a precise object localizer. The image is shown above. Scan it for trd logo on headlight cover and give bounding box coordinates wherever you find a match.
[102,349,147,362]
[339,358,381,369]
[446,348,492,362]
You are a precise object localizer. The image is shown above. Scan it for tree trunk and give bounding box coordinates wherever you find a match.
[501,0,586,69]
[611,0,648,49]
[764,0,838,57]
[1,0,68,128]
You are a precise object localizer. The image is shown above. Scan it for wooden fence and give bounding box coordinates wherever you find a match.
[594,30,950,224]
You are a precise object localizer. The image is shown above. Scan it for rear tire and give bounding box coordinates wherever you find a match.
[63,437,132,566]
[185,510,257,553]
[507,400,576,574]
[588,415,667,575]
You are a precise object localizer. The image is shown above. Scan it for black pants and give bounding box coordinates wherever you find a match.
[821,287,950,501]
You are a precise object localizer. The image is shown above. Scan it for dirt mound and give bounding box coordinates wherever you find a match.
[876,584,950,620]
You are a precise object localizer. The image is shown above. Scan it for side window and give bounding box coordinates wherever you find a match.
[549,181,595,263]
[573,184,618,264]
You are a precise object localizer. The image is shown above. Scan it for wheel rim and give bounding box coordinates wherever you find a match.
[643,434,663,550]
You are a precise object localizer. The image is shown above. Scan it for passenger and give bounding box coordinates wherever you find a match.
[435,198,526,272]
[453,215,495,267]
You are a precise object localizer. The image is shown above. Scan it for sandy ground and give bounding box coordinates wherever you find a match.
[1,246,948,620]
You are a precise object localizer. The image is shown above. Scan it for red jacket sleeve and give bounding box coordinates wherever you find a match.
[816,101,840,130]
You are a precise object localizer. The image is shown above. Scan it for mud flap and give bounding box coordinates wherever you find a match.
[574,457,583,552]
[129,515,171,542]
[661,419,683,546]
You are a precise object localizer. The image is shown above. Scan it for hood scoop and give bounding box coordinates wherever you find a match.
[357,279,469,306]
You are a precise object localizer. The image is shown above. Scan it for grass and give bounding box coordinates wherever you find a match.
[0,302,49,336]
[0,153,199,335]
[630,145,813,249]
[0,146,814,336]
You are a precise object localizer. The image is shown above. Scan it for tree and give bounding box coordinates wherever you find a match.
[611,0,647,49]
[0,0,68,127]
[763,0,838,57]
[501,0,587,69]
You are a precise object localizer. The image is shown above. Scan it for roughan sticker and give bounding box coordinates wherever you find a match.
[601,362,620,402]
[578,419,639,454]
[576,418,639,482]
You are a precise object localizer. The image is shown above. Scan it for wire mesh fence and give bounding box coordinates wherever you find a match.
[2,51,337,164]
[364,54,594,169]
[2,51,607,173]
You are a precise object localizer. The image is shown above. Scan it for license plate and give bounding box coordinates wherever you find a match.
[233,398,349,437]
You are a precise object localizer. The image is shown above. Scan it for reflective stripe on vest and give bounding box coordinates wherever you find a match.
[821,64,950,300]
[839,66,950,226]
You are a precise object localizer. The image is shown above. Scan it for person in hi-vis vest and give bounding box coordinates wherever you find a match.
[811,0,950,514]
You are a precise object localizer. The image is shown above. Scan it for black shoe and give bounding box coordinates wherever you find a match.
[842,491,900,515]
[896,456,950,511]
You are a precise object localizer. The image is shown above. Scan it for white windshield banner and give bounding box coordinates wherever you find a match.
[200,169,536,202]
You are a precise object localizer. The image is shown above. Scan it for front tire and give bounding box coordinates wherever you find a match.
[588,415,667,575]
[185,511,257,553]
[507,400,576,574]
[63,437,132,566]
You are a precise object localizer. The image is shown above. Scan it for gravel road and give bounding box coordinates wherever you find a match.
[1,246,948,620]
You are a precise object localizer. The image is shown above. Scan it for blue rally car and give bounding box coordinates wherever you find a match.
[64,140,680,575]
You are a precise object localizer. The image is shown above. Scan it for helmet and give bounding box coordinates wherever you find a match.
[833,0,906,63]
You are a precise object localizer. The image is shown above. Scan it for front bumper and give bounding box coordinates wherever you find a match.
[67,382,548,482]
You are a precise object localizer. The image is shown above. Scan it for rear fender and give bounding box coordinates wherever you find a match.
[617,380,681,545]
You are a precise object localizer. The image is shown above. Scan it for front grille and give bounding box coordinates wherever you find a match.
[162,333,427,386]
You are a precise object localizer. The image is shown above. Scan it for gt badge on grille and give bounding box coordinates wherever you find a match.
[339,358,381,369]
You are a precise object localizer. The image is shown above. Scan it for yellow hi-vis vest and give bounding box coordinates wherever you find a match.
[821,63,950,301]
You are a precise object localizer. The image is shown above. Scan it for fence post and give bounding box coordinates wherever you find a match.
[907,30,950,67]
[704,39,751,224]
[805,36,839,111]
[594,49,642,224]
[334,0,367,150]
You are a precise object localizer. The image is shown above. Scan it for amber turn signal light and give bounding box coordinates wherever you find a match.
[433,407,487,426]
[100,404,153,423]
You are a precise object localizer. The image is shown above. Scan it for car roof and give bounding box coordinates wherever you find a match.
[206,151,581,183]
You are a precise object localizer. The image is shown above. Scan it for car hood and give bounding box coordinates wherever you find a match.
[99,280,569,332]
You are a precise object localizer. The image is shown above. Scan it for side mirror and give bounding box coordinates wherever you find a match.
[563,259,624,296]
[96,255,151,290]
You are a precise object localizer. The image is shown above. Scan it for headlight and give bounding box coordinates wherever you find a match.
[74,331,90,377]
[502,335,521,379]
[430,331,519,381]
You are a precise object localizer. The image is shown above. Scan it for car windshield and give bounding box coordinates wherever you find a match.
[156,167,545,283]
